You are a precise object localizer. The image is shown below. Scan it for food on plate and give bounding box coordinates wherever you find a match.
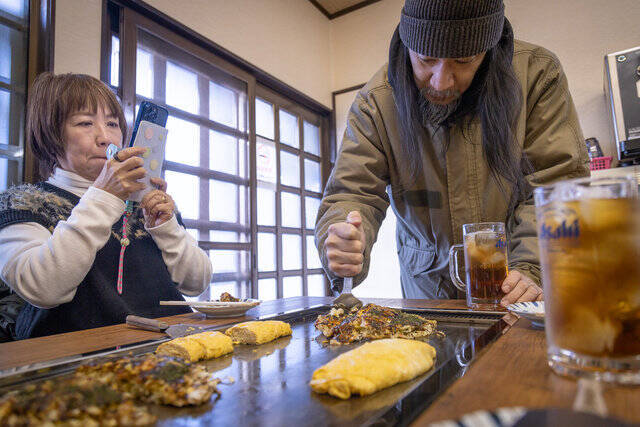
[0,377,155,426]
[219,292,241,302]
[156,331,233,362]
[225,320,292,344]
[77,354,221,407]
[310,338,436,399]
[315,303,441,344]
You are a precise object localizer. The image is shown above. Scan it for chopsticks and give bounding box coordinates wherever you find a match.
[160,300,257,307]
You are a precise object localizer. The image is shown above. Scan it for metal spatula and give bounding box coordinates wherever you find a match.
[126,315,205,339]
[333,277,363,310]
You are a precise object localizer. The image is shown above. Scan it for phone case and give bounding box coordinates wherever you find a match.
[130,102,169,147]
[129,120,168,203]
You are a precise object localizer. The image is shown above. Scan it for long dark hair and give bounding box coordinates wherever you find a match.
[388,19,531,204]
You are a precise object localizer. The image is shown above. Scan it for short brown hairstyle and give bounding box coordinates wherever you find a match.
[26,72,127,179]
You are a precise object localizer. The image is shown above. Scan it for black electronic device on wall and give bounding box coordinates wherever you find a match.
[604,46,640,162]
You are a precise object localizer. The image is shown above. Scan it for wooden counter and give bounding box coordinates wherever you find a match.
[1,297,639,425]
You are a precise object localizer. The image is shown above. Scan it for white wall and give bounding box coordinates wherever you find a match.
[54,0,102,77]
[329,0,403,91]
[54,0,332,107]
[506,0,640,161]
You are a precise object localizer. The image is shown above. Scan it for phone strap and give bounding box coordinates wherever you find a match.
[116,201,134,294]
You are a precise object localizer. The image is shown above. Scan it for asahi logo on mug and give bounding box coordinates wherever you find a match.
[538,206,580,252]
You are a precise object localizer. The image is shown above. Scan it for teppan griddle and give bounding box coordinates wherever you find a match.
[0,305,511,426]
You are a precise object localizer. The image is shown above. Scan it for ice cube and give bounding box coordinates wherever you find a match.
[474,231,497,248]
[465,241,485,263]
[556,307,620,355]
[482,251,506,269]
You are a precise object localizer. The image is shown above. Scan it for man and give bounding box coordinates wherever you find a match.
[315,0,589,304]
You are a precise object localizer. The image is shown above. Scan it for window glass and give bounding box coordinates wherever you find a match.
[209,180,240,223]
[281,192,300,228]
[257,183,276,226]
[210,81,237,128]
[210,130,240,175]
[0,158,6,191]
[166,61,199,114]
[209,230,247,243]
[282,234,301,270]
[303,121,320,156]
[165,171,198,219]
[209,249,248,274]
[165,116,199,166]
[258,278,277,301]
[257,232,276,272]
[186,229,199,240]
[305,196,320,230]
[256,98,274,139]
[304,159,321,193]
[307,274,326,297]
[0,25,12,81]
[0,88,8,146]
[0,0,27,18]
[256,137,276,183]
[280,151,299,187]
[279,109,298,148]
[110,35,120,87]
[0,3,27,192]
[306,235,322,269]
[283,276,302,298]
[135,48,154,98]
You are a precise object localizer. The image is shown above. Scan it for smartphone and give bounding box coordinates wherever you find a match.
[129,101,169,146]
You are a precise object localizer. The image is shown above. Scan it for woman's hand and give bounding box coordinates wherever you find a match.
[141,177,175,228]
[94,147,147,200]
[500,270,543,307]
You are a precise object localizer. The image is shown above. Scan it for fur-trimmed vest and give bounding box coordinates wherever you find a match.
[0,183,190,340]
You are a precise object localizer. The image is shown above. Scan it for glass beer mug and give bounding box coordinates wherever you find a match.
[449,222,508,309]
[535,176,640,384]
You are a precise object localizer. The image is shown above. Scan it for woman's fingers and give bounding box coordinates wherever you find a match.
[142,191,174,227]
[116,146,147,161]
[149,177,167,192]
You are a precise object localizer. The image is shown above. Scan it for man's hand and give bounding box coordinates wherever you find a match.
[325,211,366,277]
[500,270,543,307]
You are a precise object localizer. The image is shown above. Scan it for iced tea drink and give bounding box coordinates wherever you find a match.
[535,176,640,384]
[449,222,508,309]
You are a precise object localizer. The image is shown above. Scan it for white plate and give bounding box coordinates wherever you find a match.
[191,299,260,318]
[507,301,544,328]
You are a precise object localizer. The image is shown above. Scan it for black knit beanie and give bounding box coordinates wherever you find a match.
[399,0,505,58]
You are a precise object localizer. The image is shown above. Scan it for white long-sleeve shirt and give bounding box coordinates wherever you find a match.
[0,168,211,308]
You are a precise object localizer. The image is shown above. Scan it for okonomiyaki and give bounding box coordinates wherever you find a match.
[315,303,442,344]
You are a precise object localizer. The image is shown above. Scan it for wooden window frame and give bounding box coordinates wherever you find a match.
[101,1,333,298]
[255,85,327,299]
[1,0,55,185]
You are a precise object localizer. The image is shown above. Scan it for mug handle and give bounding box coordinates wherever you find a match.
[448,244,467,292]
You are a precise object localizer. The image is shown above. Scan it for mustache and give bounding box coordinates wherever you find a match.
[420,86,461,101]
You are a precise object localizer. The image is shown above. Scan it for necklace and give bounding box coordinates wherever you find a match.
[116,201,134,294]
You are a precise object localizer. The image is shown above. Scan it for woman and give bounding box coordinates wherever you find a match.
[0,73,211,340]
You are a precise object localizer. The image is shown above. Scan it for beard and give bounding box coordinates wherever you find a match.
[418,87,461,127]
